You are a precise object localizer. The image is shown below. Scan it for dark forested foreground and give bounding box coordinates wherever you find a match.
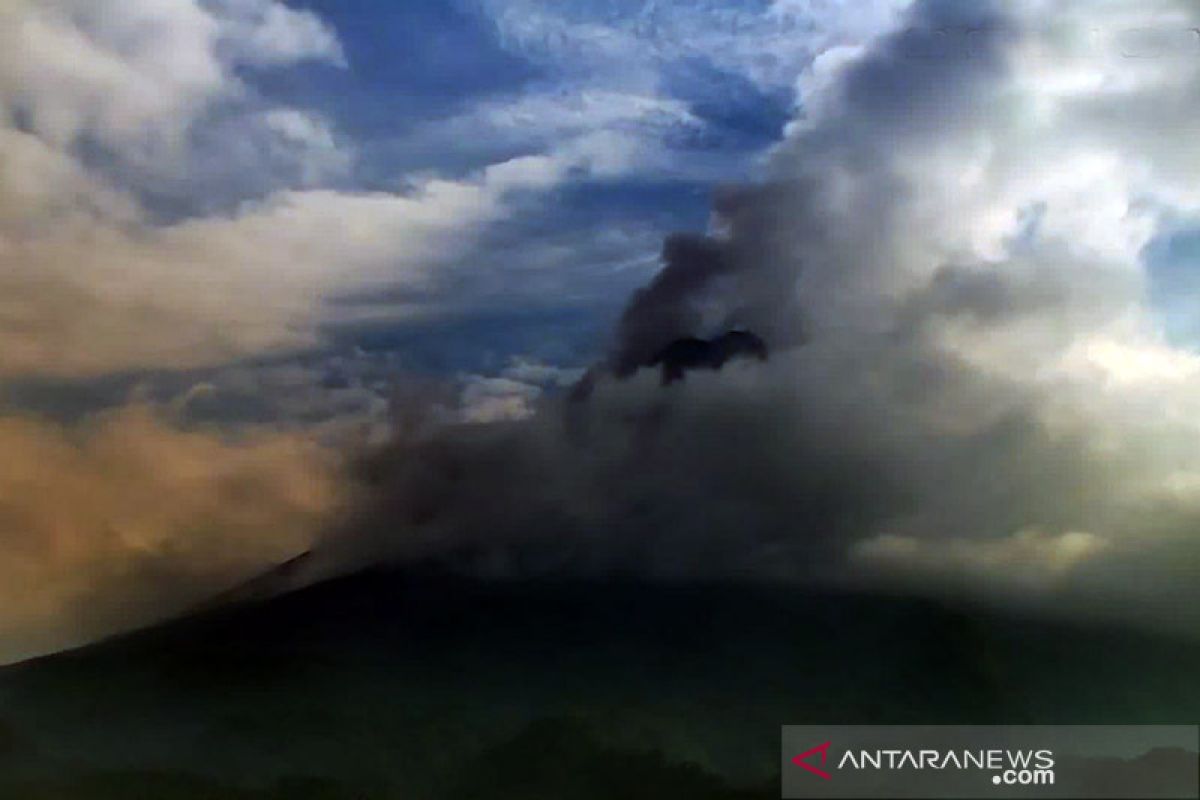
[1,568,1197,798]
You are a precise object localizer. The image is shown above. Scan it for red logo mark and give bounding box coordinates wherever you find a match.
[791,741,833,780]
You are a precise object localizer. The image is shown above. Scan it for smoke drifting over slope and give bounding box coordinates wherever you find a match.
[0,405,340,663]
[322,0,1200,635]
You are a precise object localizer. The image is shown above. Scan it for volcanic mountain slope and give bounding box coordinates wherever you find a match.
[0,567,1197,798]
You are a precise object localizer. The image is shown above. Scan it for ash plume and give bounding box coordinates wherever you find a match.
[304,0,1200,639]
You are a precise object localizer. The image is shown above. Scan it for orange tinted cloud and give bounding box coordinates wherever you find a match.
[0,405,342,663]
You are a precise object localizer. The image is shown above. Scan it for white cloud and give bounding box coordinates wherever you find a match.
[0,0,341,159]
[853,529,1111,586]
[0,144,592,376]
[209,0,346,68]
[482,0,906,96]
[0,0,621,378]
[459,376,542,424]
[502,357,586,388]
[256,108,352,185]
[456,358,588,425]
[458,0,910,187]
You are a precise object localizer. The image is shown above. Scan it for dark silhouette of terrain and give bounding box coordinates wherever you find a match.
[1,566,1197,798]
[1059,747,1200,799]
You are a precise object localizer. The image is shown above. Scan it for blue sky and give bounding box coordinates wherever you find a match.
[259,0,797,366]
[1146,227,1200,346]
[268,0,807,424]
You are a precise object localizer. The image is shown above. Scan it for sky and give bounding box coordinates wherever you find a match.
[1,0,1200,663]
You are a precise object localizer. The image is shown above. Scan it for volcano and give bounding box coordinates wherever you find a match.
[1,566,1197,798]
